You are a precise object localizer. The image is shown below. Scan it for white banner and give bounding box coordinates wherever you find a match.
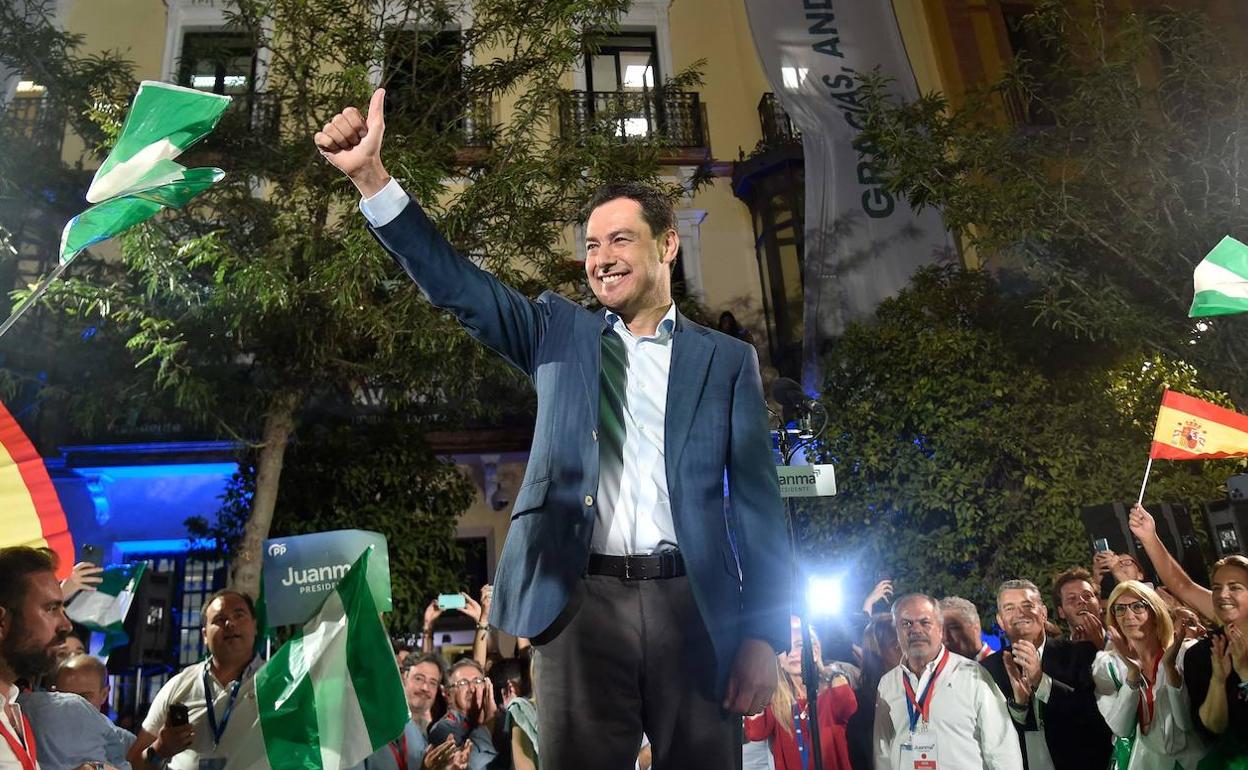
[744,0,953,386]
[777,464,837,498]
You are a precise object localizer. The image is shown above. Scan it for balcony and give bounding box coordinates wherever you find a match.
[1,93,66,156]
[211,91,281,146]
[758,93,800,149]
[558,89,710,164]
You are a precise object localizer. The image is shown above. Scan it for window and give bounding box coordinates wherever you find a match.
[383,28,464,132]
[585,33,660,139]
[178,32,256,95]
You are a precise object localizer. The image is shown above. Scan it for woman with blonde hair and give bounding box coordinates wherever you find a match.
[1092,580,1206,769]
[1181,554,1248,768]
[745,617,857,770]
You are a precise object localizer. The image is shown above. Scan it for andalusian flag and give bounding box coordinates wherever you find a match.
[0,81,230,338]
[0,400,73,576]
[226,548,407,770]
[1190,235,1248,317]
[66,562,147,651]
[1149,390,1248,460]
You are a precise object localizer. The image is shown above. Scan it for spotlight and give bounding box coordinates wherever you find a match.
[806,575,844,619]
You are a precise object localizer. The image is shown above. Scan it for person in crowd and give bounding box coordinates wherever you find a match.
[1181,555,1248,767]
[490,655,538,770]
[57,635,87,661]
[1127,505,1217,619]
[428,659,498,770]
[128,590,263,770]
[1092,580,1206,769]
[873,593,1022,769]
[21,654,135,770]
[353,654,469,770]
[1093,550,1147,599]
[939,596,992,661]
[862,580,894,618]
[316,89,791,770]
[462,586,493,670]
[0,547,74,770]
[393,637,416,668]
[746,617,856,770]
[403,653,446,730]
[716,311,754,344]
[981,579,1111,770]
[1051,568,1106,647]
[847,614,900,770]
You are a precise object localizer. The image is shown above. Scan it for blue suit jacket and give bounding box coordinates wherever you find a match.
[371,200,793,690]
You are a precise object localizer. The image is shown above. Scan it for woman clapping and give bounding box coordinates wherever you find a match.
[1092,580,1207,769]
[1182,555,1248,768]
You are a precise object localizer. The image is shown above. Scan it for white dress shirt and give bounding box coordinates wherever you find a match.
[360,180,680,555]
[0,684,39,770]
[1091,646,1207,770]
[873,647,1023,770]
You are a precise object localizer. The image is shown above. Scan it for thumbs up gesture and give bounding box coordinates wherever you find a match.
[314,87,390,197]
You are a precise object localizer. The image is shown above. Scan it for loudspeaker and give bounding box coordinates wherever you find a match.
[1203,499,1248,558]
[1079,502,1209,586]
[106,568,176,672]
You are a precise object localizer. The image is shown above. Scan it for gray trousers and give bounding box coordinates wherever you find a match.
[533,574,743,770]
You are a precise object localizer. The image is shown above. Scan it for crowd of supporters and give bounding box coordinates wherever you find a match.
[1,500,1245,770]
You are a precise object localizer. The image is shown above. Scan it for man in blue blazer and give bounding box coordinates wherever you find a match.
[315,89,793,769]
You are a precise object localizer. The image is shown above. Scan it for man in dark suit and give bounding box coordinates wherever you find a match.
[314,89,792,770]
[982,579,1112,770]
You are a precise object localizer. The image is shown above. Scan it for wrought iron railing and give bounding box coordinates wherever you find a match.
[212,91,281,144]
[558,89,707,148]
[759,92,800,147]
[0,94,66,155]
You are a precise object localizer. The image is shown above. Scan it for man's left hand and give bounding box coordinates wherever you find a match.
[1011,640,1043,689]
[722,637,778,715]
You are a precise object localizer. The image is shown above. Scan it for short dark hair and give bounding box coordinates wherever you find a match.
[584,183,675,238]
[489,655,532,701]
[200,589,256,628]
[0,547,58,618]
[402,652,447,682]
[1051,567,1095,608]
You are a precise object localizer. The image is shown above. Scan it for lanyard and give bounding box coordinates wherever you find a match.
[1137,655,1162,734]
[902,648,951,733]
[203,664,244,748]
[0,705,37,770]
[791,701,811,770]
[387,734,409,770]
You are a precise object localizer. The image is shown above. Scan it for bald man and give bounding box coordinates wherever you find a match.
[20,655,135,770]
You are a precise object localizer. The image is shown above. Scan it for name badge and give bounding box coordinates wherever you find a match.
[901,732,939,770]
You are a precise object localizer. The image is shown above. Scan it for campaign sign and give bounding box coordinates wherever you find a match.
[776,464,837,498]
[262,529,392,627]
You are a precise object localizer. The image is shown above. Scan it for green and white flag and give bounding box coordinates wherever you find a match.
[65,561,146,641]
[226,548,408,770]
[1191,235,1248,317]
[0,81,230,338]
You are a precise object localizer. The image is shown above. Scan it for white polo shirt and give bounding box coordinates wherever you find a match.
[142,657,262,770]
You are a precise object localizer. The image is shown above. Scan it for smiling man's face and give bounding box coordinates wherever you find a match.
[584,197,677,322]
[202,593,257,666]
[997,588,1048,646]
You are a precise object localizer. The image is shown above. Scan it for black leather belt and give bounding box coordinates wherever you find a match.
[587,551,685,580]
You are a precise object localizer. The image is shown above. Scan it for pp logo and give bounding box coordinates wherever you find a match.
[267,543,288,557]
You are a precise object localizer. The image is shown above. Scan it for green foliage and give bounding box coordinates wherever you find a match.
[189,421,475,632]
[800,266,1237,617]
[854,0,1248,406]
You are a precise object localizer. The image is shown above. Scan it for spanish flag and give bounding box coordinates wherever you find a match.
[0,400,74,576]
[1150,390,1248,460]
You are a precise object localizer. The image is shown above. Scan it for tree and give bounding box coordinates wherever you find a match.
[855,1,1248,407]
[36,0,708,596]
[799,266,1237,616]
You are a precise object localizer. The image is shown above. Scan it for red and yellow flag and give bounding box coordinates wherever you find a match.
[0,400,74,576]
[1150,390,1248,460]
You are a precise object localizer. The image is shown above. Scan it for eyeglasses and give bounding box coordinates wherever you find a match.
[406,673,440,687]
[1110,600,1150,617]
[448,677,486,689]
